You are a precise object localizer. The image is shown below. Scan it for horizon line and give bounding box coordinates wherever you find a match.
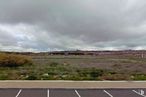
[1,49,146,53]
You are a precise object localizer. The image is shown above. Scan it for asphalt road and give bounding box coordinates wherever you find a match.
[0,88,145,97]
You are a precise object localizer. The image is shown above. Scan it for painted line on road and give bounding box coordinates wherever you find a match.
[75,90,81,97]
[15,89,22,97]
[103,90,113,97]
[47,89,49,97]
[132,90,146,97]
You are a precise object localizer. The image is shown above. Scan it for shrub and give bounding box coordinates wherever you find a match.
[77,68,104,80]
[25,75,38,80]
[0,53,33,67]
[50,62,59,67]
[132,74,146,80]
[0,74,8,80]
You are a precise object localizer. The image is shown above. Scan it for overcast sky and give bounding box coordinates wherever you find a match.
[0,0,146,52]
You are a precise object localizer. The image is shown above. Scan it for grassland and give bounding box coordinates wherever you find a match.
[0,53,146,80]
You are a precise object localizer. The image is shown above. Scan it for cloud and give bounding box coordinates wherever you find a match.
[0,0,146,51]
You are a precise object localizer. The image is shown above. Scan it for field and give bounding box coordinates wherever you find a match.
[0,51,146,80]
[33,55,146,72]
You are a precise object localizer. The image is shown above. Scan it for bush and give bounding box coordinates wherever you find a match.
[25,75,38,80]
[50,62,59,67]
[0,53,33,67]
[77,68,104,80]
[132,74,146,80]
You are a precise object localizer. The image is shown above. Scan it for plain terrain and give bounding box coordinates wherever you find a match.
[0,52,146,80]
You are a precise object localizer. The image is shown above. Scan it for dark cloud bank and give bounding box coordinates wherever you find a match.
[0,0,146,52]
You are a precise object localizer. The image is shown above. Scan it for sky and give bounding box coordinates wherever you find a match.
[0,0,146,52]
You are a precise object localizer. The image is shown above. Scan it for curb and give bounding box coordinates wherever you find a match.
[0,81,145,88]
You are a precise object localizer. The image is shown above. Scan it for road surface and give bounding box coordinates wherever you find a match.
[0,88,146,97]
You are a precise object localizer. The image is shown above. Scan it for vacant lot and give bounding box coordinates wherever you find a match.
[32,55,146,73]
[30,55,146,80]
[0,53,146,80]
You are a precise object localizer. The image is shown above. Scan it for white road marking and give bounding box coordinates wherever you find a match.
[75,90,81,97]
[132,90,146,97]
[103,90,113,97]
[47,89,49,97]
[15,89,22,97]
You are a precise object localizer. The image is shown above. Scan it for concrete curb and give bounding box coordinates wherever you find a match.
[0,81,145,88]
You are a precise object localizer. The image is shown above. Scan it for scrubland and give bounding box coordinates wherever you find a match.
[0,53,146,80]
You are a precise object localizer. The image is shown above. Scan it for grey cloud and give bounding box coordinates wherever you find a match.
[0,0,146,51]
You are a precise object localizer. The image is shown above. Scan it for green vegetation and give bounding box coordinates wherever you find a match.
[0,54,145,80]
[131,73,146,80]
